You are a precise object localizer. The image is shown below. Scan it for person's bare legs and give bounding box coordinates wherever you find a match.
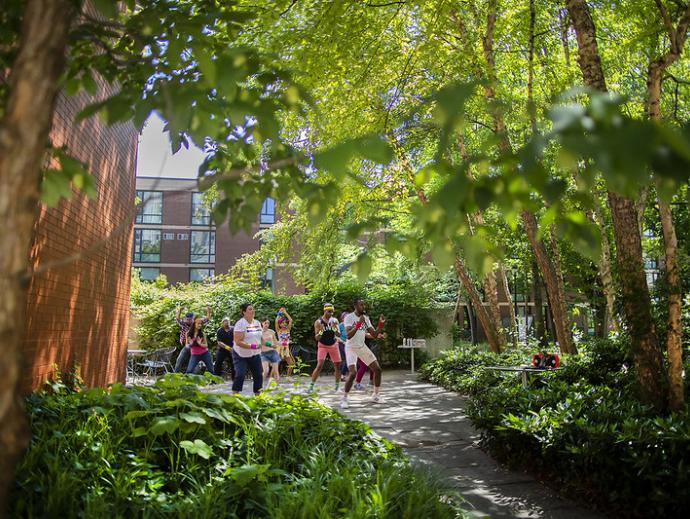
[340,364,357,408]
[368,360,382,401]
[309,359,325,392]
[334,361,341,389]
[262,361,270,387]
[285,354,295,376]
[270,362,280,384]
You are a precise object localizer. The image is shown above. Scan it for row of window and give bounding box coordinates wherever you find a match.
[138,267,214,282]
[133,229,215,263]
[135,191,276,225]
[137,266,274,286]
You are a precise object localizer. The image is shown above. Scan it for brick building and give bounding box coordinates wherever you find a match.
[133,176,301,293]
[21,88,137,391]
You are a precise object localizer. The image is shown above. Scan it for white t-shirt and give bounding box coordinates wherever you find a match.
[344,312,372,348]
[233,318,262,358]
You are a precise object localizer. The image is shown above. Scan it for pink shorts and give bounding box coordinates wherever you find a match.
[317,342,341,362]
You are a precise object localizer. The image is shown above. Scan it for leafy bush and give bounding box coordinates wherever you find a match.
[131,276,438,367]
[12,375,466,518]
[419,340,690,518]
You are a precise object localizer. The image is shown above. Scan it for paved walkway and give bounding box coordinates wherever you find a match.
[206,370,604,519]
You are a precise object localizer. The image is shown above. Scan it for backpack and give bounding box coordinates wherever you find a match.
[319,318,337,345]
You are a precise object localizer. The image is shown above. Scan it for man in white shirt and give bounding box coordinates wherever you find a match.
[341,297,386,408]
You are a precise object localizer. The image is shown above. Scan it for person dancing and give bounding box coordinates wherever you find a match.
[308,303,342,392]
[340,298,385,408]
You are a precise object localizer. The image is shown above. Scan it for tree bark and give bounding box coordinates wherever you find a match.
[531,257,548,346]
[455,257,503,353]
[644,0,690,410]
[565,0,667,410]
[0,0,75,511]
[589,197,618,333]
[500,266,519,348]
[522,211,576,353]
[483,270,505,347]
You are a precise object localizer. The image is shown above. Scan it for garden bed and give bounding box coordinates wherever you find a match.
[419,340,690,518]
[11,374,466,518]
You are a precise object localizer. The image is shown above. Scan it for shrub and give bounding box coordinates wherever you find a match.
[419,340,690,518]
[11,375,467,518]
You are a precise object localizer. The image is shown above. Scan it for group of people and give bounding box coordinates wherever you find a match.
[173,297,386,407]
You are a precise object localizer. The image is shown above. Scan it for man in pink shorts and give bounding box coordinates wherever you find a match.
[308,303,342,392]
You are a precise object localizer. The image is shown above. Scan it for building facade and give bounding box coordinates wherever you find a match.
[133,176,300,293]
[22,88,137,391]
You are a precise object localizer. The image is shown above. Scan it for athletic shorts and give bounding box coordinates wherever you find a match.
[345,344,376,368]
[317,342,341,362]
[261,349,281,364]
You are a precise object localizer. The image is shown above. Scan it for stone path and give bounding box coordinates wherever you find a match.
[206,370,605,519]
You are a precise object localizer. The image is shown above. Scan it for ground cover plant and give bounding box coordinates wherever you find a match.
[10,374,466,518]
[419,340,690,518]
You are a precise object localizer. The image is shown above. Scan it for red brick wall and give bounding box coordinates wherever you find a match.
[22,87,138,391]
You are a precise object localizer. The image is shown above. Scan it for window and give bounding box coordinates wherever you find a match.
[138,267,160,281]
[190,268,214,282]
[135,191,163,224]
[190,230,215,263]
[177,233,189,240]
[163,232,175,240]
[260,197,276,225]
[191,192,211,225]
[133,229,161,262]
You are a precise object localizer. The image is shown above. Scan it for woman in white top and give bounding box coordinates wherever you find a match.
[232,303,264,395]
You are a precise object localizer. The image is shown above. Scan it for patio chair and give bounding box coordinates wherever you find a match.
[138,346,176,377]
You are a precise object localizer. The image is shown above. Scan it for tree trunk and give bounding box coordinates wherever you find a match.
[0,0,75,511]
[455,257,503,353]
[522,212,576,353]
[500,266,519,348]
[589,199,618,332]
[658,199,683,409]
[646,19,690,408]
[532,258,548,346]
[483,271,505,347]
[566,0,667,410]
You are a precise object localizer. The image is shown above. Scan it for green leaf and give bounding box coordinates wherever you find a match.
[149,416,180,436]
[179,439,212,459]
[180,411,207,424]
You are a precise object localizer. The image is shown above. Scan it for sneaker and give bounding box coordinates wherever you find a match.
[371,394,382,403]
[339,398,349,409]
[353,383,364,391]
[335,384,340,392]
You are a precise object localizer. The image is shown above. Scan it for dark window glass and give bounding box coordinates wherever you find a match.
[133,229,161,262]
[135,191,163,224]
[190,231,215,263]
[138,267,160,281]
[260,197,275,225]
[192,192,211,225]
[190,268,214,282]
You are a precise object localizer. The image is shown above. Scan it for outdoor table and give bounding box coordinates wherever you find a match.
[483,365,561,388]
[398,339,426,374]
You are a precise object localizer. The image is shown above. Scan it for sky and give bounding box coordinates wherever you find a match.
[136,112,205,178]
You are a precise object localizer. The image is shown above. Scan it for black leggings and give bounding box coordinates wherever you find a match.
[231,350,263,394]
